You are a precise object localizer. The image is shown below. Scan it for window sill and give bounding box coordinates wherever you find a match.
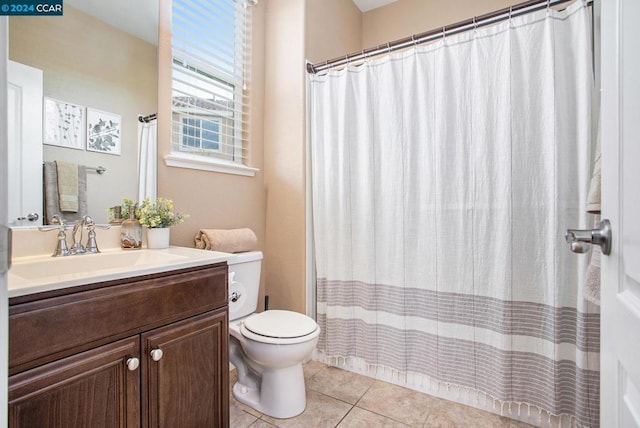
[164,152,259,177]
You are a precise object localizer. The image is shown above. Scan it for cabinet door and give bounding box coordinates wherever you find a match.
[142,309,229,428]
[9,336,140,428]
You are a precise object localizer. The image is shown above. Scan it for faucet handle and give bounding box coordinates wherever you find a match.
[84,223,110,254]
[36,226,70,257]
[84,228,100,254]
[38,220,71,257]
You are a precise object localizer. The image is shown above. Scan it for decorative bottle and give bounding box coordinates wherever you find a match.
[121,205,142,249]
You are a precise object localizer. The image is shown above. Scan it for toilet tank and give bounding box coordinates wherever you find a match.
[227,251,263,321]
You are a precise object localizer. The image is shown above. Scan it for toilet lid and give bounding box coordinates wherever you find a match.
[243,310,318,339]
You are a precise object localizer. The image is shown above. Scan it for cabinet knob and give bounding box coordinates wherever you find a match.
[126,357,140,371]
[150,348,164,361]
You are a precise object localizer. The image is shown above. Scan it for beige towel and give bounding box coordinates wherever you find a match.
[56,161,79,212]
[586,118,601,214]
[195,228,258,253]
[584,115,601,306]
[584,243,601,305]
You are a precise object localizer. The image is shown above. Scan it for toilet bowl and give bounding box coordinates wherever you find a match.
[227,251,320,419]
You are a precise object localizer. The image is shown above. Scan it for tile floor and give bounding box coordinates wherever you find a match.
[230,362,535,428]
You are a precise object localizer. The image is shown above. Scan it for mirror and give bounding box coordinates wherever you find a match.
[8,0,159,225]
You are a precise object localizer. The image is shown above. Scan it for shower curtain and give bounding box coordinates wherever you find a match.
[309,2,599,427]
[138,118,157,202]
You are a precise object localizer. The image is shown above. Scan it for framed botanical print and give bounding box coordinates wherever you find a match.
[44,97,85,150]
[87,108,121,155]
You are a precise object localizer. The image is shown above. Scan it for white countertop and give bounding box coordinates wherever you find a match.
[8,246,234,298]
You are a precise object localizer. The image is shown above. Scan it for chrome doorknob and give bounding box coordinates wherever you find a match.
[17,212,39,222]
[126,357,140,371]
[565,219,612,255]
[150,348,163,361]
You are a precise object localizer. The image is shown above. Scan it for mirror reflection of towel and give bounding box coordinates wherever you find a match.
[56,161,79,212]
[43,161,88,224]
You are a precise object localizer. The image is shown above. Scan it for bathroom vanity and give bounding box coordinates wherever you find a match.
[7,238,232,427]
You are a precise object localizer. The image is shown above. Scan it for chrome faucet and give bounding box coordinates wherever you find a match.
[39,215,110,257]
[70,216,88,255]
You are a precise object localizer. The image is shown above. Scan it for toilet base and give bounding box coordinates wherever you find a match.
[232,363,307,419]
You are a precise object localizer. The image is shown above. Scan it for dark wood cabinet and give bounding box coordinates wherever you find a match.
[9,337,141,428]
[8,263,229,428]
[143,310,228,428]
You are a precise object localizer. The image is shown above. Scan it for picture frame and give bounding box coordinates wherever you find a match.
[86,107,121,155]
[43,97,85,150]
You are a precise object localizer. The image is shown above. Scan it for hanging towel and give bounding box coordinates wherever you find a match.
[56,161,79,212]
[584,228,601,305]
[586,120,601,214]
[44,161,88,224]
[137,118,158,202]
[195,228,258,253]
[584,117,601,305]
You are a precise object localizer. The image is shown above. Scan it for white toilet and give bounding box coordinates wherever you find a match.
[227,251,320,419]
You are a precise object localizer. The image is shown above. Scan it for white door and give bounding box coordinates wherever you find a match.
[7,60,43,226]
[600,0,640,426]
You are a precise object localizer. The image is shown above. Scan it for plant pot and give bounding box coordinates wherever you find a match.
[146,227,170,249]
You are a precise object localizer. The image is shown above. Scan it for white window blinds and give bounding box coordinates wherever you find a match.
[171,0,252,165]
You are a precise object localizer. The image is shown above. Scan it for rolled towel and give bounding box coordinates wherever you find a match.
[195,228,258,253]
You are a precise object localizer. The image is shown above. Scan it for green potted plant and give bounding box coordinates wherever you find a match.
[137,197,188,248]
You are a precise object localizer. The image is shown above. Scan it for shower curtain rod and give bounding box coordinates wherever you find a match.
[138,113,157,123]
[307,0,593,74]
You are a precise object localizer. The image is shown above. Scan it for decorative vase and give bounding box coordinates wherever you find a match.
[146,227,170,249]
[121,206,142,249]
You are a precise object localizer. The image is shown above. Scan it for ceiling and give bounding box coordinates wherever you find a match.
[64,0,159,45]
[351,0,398,12]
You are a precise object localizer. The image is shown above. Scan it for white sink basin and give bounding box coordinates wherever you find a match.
[8,246,234,298]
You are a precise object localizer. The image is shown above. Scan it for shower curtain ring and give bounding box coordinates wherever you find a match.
[386,42,391,53]
[473,17,478,32]
[442,27,446,39]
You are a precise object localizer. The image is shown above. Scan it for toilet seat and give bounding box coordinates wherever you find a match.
[240,310,319,345]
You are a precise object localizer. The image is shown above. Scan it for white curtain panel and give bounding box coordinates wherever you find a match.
[309,2,597,426]
[137,119,157,203]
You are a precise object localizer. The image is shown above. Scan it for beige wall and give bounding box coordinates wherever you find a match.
[363,0,520,47]
[305,0,362,64]
[263,0,307,313]
[261,0,361,314]
[9,6,157,223]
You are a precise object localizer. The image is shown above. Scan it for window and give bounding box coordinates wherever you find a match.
[168,0,256,175]
[181,117,220,151]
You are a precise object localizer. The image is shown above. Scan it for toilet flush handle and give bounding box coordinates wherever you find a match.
[228,271,242,302]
